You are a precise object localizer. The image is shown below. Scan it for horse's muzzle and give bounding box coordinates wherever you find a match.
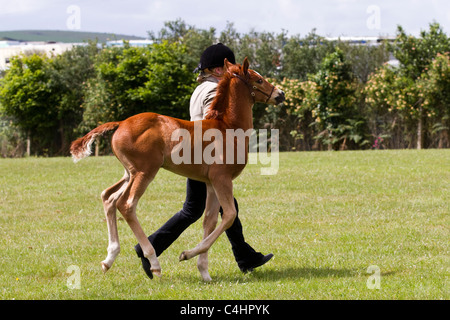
[275,90,285,104]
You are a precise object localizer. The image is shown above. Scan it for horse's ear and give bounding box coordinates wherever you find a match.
[224,58,232,71]
[243,57,249,75]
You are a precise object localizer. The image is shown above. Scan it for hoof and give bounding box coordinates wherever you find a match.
[152,269,162,278]
[201,274,212,282]
[179,251,188,261]
[101,261,110,273]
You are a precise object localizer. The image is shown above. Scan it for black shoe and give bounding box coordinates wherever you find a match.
[134,245,153,279]
[240,253,274,273]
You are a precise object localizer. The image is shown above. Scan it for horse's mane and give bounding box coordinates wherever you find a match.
[204,65,240,120]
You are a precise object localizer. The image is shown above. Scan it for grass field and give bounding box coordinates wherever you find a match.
[0,150,448,300]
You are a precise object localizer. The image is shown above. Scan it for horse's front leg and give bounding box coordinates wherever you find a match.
[179,177,236,262]
[197,185,220,281]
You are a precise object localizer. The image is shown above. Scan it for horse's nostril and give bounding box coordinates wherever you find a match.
[275,91,285,104]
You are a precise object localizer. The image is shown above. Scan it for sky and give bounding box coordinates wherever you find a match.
[0,0,449,38]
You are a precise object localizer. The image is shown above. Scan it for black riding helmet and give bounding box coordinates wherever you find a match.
[194,43,236,73]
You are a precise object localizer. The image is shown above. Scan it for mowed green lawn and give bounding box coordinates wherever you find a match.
[0,150,448,300]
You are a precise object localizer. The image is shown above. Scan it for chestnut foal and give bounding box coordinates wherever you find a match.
[70,58,285,281]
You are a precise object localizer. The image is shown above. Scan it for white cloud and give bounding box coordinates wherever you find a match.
[0,0,50,15]
[0,0,449,37]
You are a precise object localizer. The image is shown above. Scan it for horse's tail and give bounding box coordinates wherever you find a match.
[70,121,121,163]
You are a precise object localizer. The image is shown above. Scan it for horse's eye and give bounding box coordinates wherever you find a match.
[256,79,263,84]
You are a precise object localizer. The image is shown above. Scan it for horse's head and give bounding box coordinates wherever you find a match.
[206,58,285,122]
[224,57,285,105]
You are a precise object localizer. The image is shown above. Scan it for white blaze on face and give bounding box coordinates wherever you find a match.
[254,71,262,77]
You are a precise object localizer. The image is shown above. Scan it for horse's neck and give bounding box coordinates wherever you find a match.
[223,83,253,130]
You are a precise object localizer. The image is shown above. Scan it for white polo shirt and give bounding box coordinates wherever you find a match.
[189,77,220,121]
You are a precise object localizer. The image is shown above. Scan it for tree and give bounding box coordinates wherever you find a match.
[281,30,334,81]
[390,22,450,148]
[365,51,450,149]
[338,40,390,83]
[365,64,420,149]
[0,54,57,155]
[50,42,98,153]
[236,29,284,78]
[310,49,366,150]
[265,77,319,151]
[419,52,450,148]
[0,43,98,156]
[218,21,241,56]
[391,22,450,80]
[149,18,216,71]
[80,41,197,137]
[140,41,198,118]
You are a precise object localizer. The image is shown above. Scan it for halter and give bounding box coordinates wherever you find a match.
[232,73,275,104]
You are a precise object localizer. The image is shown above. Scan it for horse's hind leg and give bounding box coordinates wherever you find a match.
[197,185,220,281]
[116,171,162,277]
[100,170,129,273]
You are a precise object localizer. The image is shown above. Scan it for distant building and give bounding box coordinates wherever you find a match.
[106,39,154,47]
[0,41,82,70]
[324,36,395,45]
[0,40,21,48]
[0,39,153,70]
[325,36,399,67]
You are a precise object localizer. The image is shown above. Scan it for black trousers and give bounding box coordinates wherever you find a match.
[141,178,263,269]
